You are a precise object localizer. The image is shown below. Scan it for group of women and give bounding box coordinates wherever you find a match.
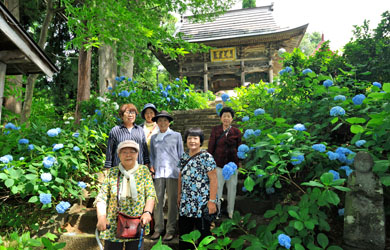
[95,103,241,250]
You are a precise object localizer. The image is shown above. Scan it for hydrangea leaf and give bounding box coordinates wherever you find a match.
[304,220,315,230]
[5,179,14,188]
[0,173,7,180]
[244,176,255,192]
[373,160,389,173]
[350,125,364,134]
[346,117,366,124]
[263,209,277,218]
[324,190,340,205]
[28,196,38,203]
[330,117,338,124]
[317,233,329,248]
[380,175,390,186]
[383,83,390,92]
[294,243,305,250]
[294,221,304,231]
[288,210,300,219]
[270,154,280,163]
[320,173,334,186]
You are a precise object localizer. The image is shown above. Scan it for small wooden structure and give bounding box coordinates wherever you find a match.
[0,2,58,123]
[153,4,308,92]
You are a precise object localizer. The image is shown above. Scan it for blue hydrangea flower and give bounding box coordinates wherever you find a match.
[330,106,346,116]
[279,69,286,75]
[158,83,163,90]
[215,103,223,115]
[4,131,10,135]
[323,79,333,88]
[5,122,18,130]
[41,173,52,182]
[352,94,366,105]
[326,151,337,160]
[40,193,52,205]
[267,88,275,94]
[175,85,179,88]
[266,187,275,194]
[18,138,29,144]
[238,144,250,153]
[242,116,249,122]
[291,154,304,165]
[243,129,254,139]
[278,234,291,249]
[72,165,78,170]
[73,132,80,138]
[237,151,246,159]
[175,78,180,81]
[254,108,265,116]
[373,82,382,88]
[128,77,132,82]
[328,170,340,181]
[166,97,171,102]
[254,129,261,136]
[120,76,125,81]
[0,156,11,164]
[56,201,71,214]
[73,146,80,151]
[47,128,59,137]
[119,90,130,97]
[28,144,34,151]
[338,208,344,216]
[161,91,168,97]
[334,95,346,101]
[340,166,353,176]
[302,68,313,74]
[221,93,229,102]
[95,109,102,116]
[242,186,247,192]
[293,123,306,131]
[78,181,87,189]
[285,67,292,73]
[43,156,56,168]
[355,140,366,147]
[312,144,326,152]
[133,80,138,84]
[108,86,113,90]
[19,157,25,161]
[53,144,64,152]
[166,85,172,91]
[222,162,237,180]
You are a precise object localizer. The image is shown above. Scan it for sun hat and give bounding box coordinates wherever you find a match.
[152,110,173,122]
[141,103,158,120]
[117,140,139,154]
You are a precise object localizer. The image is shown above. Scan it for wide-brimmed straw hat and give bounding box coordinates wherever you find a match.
[152,110,173,122]
[141,103,158,120]
[117,140,139,154]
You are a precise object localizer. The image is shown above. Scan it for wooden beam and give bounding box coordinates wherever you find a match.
[203,62,208,92]
[0,14,54,77]
[240,61,245,86]
[0,62,6,124]
[0,50,27,62]
[268,59,273,83]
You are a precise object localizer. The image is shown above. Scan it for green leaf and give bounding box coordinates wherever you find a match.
[324,190,340,205]
[380,175,390,186]
[383,83,390,92]
[304,220,315,230]
[244,176,255,192]
[294,243,305,250]
[231,238,245,249]
[331,122,343,132]
[0,173,7,180]
[327,246,343,250]
[25,174,37,180]
[294,221,304,231]
[199,235,216,247]
[270,154,280,163]
[288,210,300,220]
[373,160,390,173]
[320,173,334,186]
[346,117,366,124]
[5,179,14,188]
[350,125,364,134]
[28,196,39,203]
[302,181,324,188]
[263,210,277,218]
[317,233,329,248]
[330,117,338,124]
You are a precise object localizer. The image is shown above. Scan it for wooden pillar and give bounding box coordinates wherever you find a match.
[268,58,273,83]
[240,60,245,86]
[203,62,208,92]
[0,62,6,124]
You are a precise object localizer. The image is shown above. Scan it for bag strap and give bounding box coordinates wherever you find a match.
[116,171,121,213]
[183,151,203,167]
[212,126,231,155]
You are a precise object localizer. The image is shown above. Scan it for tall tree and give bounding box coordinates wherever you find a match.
[242,0,256,9]
[299,32,322,57]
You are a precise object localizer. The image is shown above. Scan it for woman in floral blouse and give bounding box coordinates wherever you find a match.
[95,140,156,250]
[177,127,217,250]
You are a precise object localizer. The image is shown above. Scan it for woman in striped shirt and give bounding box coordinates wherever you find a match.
[104,103,150,168]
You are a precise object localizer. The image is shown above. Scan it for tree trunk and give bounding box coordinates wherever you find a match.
[119,50,134,80]
[0,62,6,124]
[4,0,22,114]
[75,48,92,124]
[20,0,55,123]
[98,44,117,96]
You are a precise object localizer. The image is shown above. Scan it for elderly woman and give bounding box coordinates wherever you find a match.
[178,127,217,250]
[96,140,156,249]
[207,107,241,219]
[105,103,149,168]
[149,111,184,241]
[140,103,159,151]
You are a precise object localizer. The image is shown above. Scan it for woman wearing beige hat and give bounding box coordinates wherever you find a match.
[96,140,156,249]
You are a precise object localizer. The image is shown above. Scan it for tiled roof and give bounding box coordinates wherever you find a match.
[175,4,282,42]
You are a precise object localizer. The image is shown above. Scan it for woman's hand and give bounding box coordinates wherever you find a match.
[140,212,152,226]
[207,201,217,214]
[96,215,109,231]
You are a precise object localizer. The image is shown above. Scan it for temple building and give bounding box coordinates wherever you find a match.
[152,3,308,92]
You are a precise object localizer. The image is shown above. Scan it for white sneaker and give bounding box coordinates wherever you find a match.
[228,212,233,219]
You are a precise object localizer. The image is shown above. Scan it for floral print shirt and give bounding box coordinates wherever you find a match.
[179,151,216,218]
[95,165,156,242]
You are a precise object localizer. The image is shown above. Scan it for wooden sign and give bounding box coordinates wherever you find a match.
[210,47,236,62]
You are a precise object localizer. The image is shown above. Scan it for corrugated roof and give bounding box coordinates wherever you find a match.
[176,4,282,42]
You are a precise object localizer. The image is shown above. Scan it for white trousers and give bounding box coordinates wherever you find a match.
[216,167,237,216]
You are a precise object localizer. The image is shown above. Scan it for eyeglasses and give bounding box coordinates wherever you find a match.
[124,110,136,115]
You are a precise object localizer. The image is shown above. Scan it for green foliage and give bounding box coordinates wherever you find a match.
[299,32,322,57]
[242,0,256,9]
[0,232,65,250]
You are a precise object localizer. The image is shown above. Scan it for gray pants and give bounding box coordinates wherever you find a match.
[153,178,178,234]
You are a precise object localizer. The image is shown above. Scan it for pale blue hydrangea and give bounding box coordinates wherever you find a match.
[73,132,80,138]
[18,138,29,144]
[330,106,345,116]
[128,77,132,82]
[118,90,130,97]
[338,208,344,216]
[293,123,306,131]
[243,129,254,139]
[175,78,180,81]
[267,88,275,94]
[41,173,52,182]
[28,144,34,151]
[19,157,25,161]
[238,144,250,153]
[216,103,223,115]
[254,129,261,136]
[328,170,340,181]
[73,146,80,151]
[222,162,237,180]
[95,109,102,116]
[373,82,382,88]
[237,151,246,159]
[53,144,64,152]
[161,91,168,97]
[40,193,52,205]
[323,79,333,88]
[1,154,13,164]
[56,201,71,214]
[5,122,18,130]
[115,76,120,81]
[327,151,338,160]
[43,156,56,168]
[166,85,172,91]
[221,93,230,102]
[158,83,163,90]
[242,186,247,192]
[334,95,346,101]
[266,187,275,194]
[278,234,291,249]
[242,116,249,122]
[78,181,87,189]
[302,68,313,74]
[312,144,326,152]
[47,128,59,137]
[166,97,171,102]
[279,67,293,75]
[175,85,179,88]
[254,108,265,116]
[355,140,366,147]
[108,86,113,90]
[340,166,353,176]
[352,94,366,105]
[291,154,304,165]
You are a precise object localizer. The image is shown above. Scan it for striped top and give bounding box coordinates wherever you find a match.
[104,124,150,168]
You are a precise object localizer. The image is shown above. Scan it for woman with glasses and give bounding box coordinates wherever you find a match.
[105,103,150,169]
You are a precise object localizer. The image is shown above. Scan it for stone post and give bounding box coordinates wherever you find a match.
[343,152,385,250]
